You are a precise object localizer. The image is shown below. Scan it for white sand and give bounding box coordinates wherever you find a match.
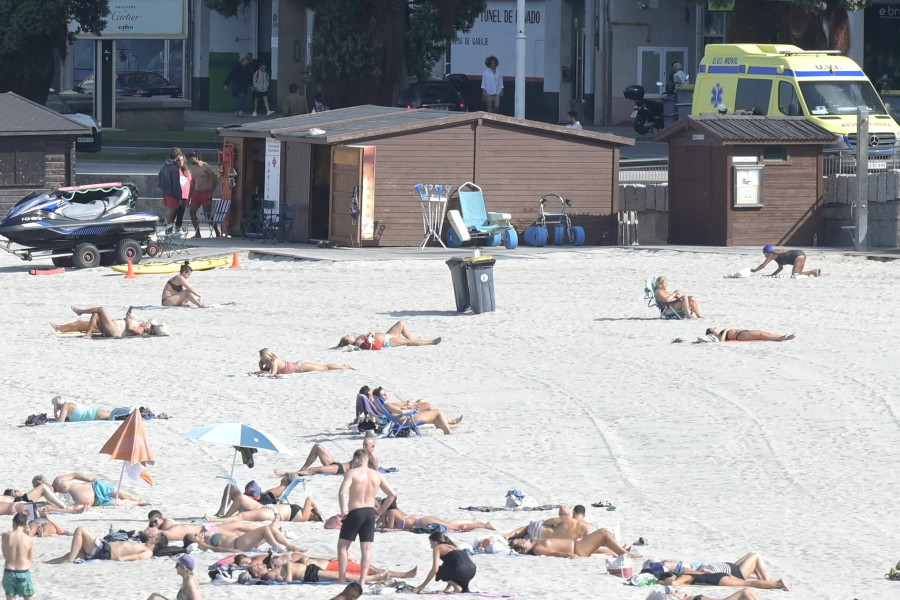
[0,247,896,599]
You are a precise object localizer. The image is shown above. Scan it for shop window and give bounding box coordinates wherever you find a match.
[735,79,772,115]
[0,141,44,187]
[637,47,688,98]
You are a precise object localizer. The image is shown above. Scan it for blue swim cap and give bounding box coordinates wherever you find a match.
[763,244,774,254]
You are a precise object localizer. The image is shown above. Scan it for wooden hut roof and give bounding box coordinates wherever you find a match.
[654,115,835,145]
[0,92,91,136]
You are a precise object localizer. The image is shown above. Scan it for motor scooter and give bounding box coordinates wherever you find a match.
[624,83,671,135]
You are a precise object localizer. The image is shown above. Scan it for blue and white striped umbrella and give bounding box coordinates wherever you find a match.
[183,422,291,453]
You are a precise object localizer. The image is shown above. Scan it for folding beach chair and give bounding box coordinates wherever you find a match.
[375,397,423,438]
[445,182,519,249]
[155,224,189,258]
[276,476,307,503]
[198,198,231,237]
[644,276,685,319]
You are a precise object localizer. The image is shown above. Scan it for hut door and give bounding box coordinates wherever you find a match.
[329,146,363,247]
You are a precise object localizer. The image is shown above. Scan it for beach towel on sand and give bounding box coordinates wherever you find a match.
[724,268,811,279]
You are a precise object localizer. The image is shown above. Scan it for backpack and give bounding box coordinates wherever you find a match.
[24,413,49,427]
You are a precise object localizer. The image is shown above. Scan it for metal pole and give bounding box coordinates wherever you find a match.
[113,462,126,506]
[855,106,869,251]
[515,0,526,118]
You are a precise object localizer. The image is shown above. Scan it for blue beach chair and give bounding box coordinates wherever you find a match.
[445,182,518,249]
[644,276,685,319]
[375,397,423,438]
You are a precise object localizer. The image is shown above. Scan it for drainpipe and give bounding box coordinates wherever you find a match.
[515,0,526,118]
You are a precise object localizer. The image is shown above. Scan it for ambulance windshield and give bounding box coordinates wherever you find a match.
[799,81,887,116]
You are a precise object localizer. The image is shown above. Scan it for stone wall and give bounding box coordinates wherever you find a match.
[618,183,668,245]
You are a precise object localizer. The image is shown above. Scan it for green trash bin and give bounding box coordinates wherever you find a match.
[445,256,470,312]
[464,256,496,314]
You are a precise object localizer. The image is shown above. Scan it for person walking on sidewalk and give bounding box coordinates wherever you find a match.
[252,63,274,117]
[224,55,253,117]
[187,152,220,238]
[282,83,308,117]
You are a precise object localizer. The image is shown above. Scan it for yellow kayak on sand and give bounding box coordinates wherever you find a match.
[111,256,232,274]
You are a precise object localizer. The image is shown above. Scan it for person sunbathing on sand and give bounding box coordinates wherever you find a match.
[244,557,388,585]
[648,552,771,581]
[208,491,323,524]
[508,527,639,558]
[373,388,461,435]
[657,570,791,591]
[377,497,495,533]
[51,306,167,338]
[45,526,165,563]
[646,590,763,600]
[51,472,149,508]
[233,552,417,580]
[504,504,590,541]
[2,475,88,514]
[277,436,379,478]
[50,396,133,422]
[706,328,795,342]
[162,262,206,307]
[145,510,256,543]
[254,348,353,376]
[654,276,703,318]
[23,513,70,537]
[183,523,305,554]
[337,320,441,350]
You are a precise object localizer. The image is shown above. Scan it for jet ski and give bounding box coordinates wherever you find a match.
[0,182,158,251]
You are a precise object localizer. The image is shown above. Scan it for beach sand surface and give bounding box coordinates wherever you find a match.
[0,248,896,599]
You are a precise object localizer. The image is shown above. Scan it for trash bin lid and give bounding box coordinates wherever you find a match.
[446,256,466,266]
[464,256,495,267]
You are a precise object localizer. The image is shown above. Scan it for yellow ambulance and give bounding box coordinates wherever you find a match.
[692,44,900,152]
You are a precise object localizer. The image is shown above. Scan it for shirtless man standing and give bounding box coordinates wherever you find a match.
[187,152,220,238]
[45,526,163,563]
[51,473,149,507]
[504,505,590,541]
[508,527,639,558]
[2,513,35,599]
[277,436,379,477]
[336,449,397,586]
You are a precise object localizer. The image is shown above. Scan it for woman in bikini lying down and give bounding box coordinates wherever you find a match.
[377,497,495,532]
[656,570,792,592]
[254,348,354,375]
[706,328,795,342]
[508,527,640,558]
[183,524,305,554]
[233,552,417,580]
[51,306,167,338]
[645,589,764,600]
[207,491,323,524]
[337,320,441,349]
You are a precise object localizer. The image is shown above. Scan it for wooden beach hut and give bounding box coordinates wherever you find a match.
[218,106,633,246]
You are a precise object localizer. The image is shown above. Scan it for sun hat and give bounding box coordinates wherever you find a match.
[174,554,195,571]
[763,244,774,254]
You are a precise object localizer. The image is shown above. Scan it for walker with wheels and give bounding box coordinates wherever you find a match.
[523,193,586,247]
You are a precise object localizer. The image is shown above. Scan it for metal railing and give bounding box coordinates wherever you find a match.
[619,157,668,184]
[823,149,900,176]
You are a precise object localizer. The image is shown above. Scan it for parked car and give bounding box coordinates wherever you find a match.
[397,81,466,111]
[73,71,183,98]
[445,73,485,112]
[44,90,102,152]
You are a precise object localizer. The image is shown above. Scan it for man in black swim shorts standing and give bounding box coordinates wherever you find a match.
[336,449,397,586]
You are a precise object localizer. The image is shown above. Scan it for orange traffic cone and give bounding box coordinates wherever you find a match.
[125,260,137,279]
[230,251,242,269]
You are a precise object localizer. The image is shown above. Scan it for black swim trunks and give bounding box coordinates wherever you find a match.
[302,563,321,582]
[332,462,345,475]
[339,507,376,543]
[692,572,728,586]
[288,503,301,522]
[775,249,805,266]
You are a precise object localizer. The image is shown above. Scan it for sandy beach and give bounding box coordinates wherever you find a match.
[0,246,896,599]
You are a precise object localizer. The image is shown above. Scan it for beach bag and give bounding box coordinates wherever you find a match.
[607,554,634,578]
[24,413,49,427]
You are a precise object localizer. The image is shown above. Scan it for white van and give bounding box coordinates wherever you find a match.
[692,44,900,152]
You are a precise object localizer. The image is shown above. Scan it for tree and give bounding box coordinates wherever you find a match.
[0,0,109,105]
[721,0,871,54]
[205,0,485,107]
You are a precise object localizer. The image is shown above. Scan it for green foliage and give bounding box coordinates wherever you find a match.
[408,0,485,80]
[203,0,252,19]
[0,0,109,103]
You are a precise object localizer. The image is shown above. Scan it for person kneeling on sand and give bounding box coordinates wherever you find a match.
[46,527,165,563]
[147,554,201,600]
[504,504,590,541]
[414,531,477,594]
[508,527,639,558]
[706,328,795,342]
[656,570,792,592]
[255,348,353,376]
[752,245,821,277]
[654,276,703,318]
[51,473,149,508]
[51,306,167,338]
[337,320,441,350]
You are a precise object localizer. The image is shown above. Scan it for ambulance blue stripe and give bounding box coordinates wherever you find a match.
[707,66,742,74]
[747,67,794,76]
[794,70,865,77]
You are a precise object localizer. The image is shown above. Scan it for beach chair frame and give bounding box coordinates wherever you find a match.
[644,277,685,319]
[445,182,519,249]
